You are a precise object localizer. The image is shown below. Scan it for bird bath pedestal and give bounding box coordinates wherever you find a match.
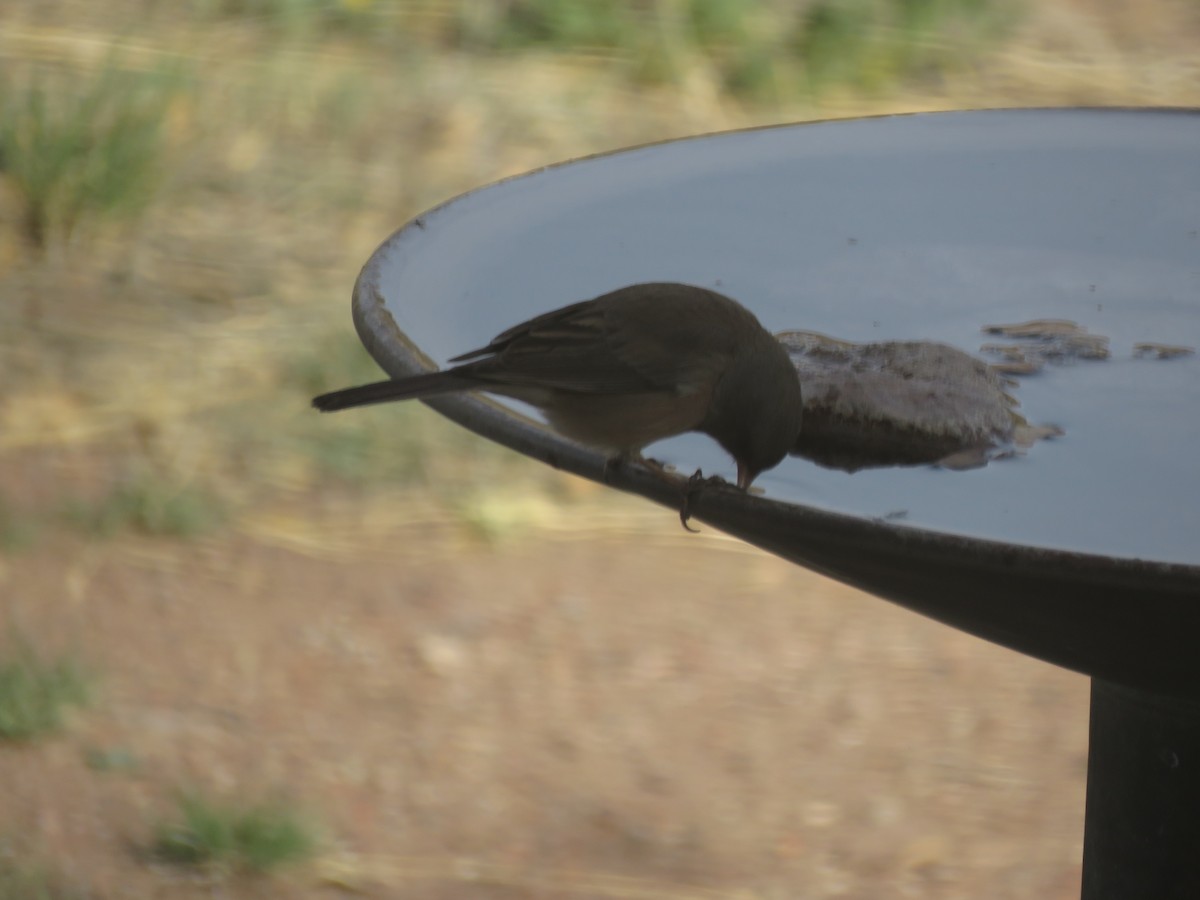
[340,109,1200,898]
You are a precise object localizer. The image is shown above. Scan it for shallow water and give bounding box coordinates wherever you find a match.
[372,109,1200,564]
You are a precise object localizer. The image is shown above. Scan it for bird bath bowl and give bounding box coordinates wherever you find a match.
[339,109,1200,898]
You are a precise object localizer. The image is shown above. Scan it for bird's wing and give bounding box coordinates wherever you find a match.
[449,299,600,363]
[603,299,737,396]
[449,288,744,396]
[448,300,683,394]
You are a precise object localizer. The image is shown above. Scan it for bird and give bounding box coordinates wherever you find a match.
[312,282,803,493]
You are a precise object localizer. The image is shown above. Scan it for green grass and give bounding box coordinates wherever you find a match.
[0,496,36,553]
[152,792,317,875]
[84,745,141,774]
[285,329,386,400]
[794,0,1019,94]
[281,331,429,485]
[300,421,430,485]
[286,329,532,490]
[437,0,1018,98]
[175,0,1019,100]
[62,473,226,539]
[0,858,85,900]
[0,639,90,741]
[0,58,187,251]
[189,0,393,41]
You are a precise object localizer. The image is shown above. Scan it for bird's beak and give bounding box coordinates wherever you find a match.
[737,463,752,491]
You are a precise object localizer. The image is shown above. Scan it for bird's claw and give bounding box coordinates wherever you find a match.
[607,457,729,532]
[602,455,619,484]
[679,469,734,532]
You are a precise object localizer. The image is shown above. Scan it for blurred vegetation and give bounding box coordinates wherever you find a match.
[445,0,1018,99]
[0,636,90,741]
[0,857,85,900]
[0,60,187,252]
[152,791,318,875]
[180,0,1019,100]
[83,744,141,774]
[794,0,1018,93]
[61,469,227,538]
[0,494,36,552]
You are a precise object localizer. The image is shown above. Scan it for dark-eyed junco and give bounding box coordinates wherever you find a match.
[313,282,802,491]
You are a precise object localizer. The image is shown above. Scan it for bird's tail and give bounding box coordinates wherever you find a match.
[312,371,475,412]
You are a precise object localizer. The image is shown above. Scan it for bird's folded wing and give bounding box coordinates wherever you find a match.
[450,297,724,396]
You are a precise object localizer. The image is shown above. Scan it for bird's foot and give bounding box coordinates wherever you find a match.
[602,455,620,484]
[605,456,724,532]
[679,469,733,532]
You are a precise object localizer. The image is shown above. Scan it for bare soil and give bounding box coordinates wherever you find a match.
[1,463,1090,898]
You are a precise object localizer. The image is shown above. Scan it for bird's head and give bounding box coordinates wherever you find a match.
[704,335,803,490]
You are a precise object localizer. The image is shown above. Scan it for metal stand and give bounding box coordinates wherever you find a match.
[1081,680,1200,899]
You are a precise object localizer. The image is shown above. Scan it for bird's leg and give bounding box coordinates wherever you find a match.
[602,454,622,484]
[679,470,739,532]
[679,469,706,532]
[604,454,724,533]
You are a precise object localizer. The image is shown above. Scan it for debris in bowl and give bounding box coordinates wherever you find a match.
[777,331,1061,473]
[980,319,1109,374]
[1133,342,1195,360]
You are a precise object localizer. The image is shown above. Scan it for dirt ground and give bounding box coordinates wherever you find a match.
[1,447,1090,899]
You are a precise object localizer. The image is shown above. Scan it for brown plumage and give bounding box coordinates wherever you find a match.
[312,282,803,490]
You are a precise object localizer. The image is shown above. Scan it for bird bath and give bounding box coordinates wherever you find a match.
[339,109,1200,898]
